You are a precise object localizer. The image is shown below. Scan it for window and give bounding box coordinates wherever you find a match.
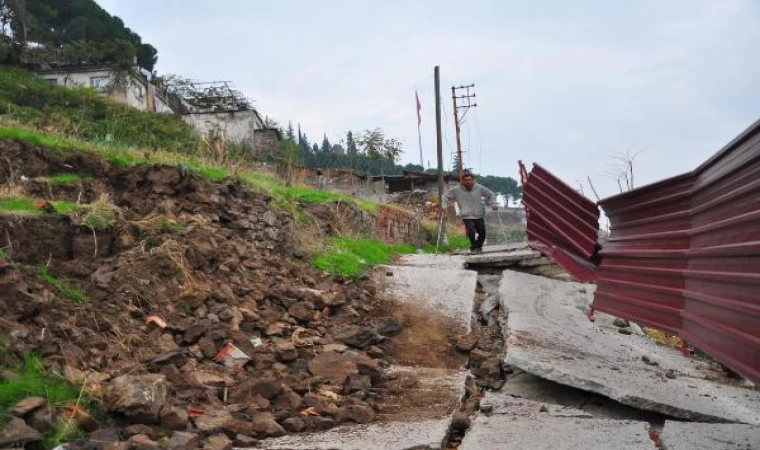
[90,76,111,91]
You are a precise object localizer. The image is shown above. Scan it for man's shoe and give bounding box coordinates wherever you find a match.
[471,248,483,255]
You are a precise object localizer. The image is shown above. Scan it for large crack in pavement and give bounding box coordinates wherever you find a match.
[258,251,760,449]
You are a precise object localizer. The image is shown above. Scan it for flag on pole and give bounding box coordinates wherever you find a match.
[415,90,422,125]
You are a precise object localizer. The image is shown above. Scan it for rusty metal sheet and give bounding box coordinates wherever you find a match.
[519,161,600,282]
[594,120,760,381]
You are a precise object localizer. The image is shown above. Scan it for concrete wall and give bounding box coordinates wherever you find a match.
[182,110,263,147]
[38,69,173,114]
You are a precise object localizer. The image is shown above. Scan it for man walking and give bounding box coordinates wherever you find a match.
[441,171,499,254]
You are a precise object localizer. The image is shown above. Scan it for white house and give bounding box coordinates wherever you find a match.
[36,65,175,114]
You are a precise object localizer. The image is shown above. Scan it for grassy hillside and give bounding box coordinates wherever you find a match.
[0,66,199,151]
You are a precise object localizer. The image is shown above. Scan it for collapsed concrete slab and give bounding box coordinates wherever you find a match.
[257,419,450,450]
[500,369,665,422]
[378,254,476,330]
[501,270,760,424]
[461,391,654,450]
[659,420,760,450]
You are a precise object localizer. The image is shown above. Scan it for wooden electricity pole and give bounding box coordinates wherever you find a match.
[451,84,477,181]
[435,66,444,204]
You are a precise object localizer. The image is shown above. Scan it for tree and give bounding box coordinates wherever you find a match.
[312,143,319,154]
[0,0,31,62]
[346,131,358,155]
[286,121,295,143]
[321,134,331,153]
[3,0,159,70]
[478,175,522,200]
[404,163,425,172]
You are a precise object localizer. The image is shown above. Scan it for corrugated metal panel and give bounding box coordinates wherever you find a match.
[682,121,760,381]
[595,173,694,335]
[519,161,600,282]
[594,120,760,381]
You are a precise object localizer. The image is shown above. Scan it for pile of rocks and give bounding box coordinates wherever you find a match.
[0,140,405,449]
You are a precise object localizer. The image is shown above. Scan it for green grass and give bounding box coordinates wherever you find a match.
[0,198,36,213]
[423,234,472,254]
[236,171,280,193]
[0,355,88,449]
[0,355,82,411]
[0,198,82,216]
[0,248,8,260]
[313,250,364,277]
[38,266,87,303]
[0,66,199,151]
[47,173,82,184]
[0,126,84,152]
[313,237,417,277]
[272,186,380,213]
[51,200,80,214]
[194,165,228,181]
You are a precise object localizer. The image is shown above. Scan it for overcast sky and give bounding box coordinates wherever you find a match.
[98,0,759,198]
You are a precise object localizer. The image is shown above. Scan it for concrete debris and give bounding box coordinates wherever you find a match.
[659,421,760,450]
[501,270,760,424]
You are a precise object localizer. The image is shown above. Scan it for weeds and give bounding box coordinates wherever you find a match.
[0,247,10,260]
[38,266,87,303]
[69,194,120,230]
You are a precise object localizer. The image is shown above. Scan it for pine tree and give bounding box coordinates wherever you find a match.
[346,131,358,155]
[286,121,295,143]
[321,134,332,153]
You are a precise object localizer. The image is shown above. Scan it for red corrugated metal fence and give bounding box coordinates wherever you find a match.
[519,162,600,282]
[520,120,760,381]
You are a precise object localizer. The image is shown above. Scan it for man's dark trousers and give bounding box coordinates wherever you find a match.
[463,218,486,250]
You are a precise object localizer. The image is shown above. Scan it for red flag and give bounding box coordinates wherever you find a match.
[415,91,422,125]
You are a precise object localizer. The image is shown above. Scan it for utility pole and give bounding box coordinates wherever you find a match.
[435,67,444,204]
[452,84,477,181]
